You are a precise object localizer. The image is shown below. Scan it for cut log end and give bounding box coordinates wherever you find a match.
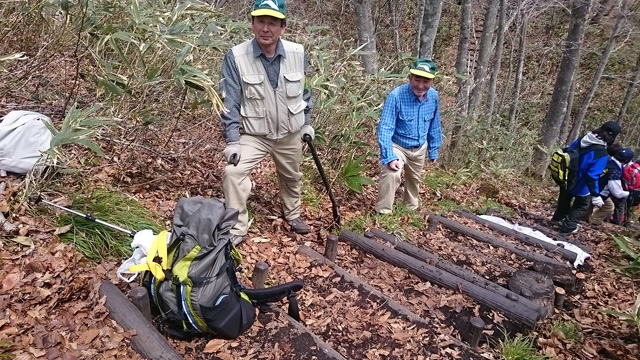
[466,317,485,348]
[130,286,152,322]
[252,261,269,289]
[324,234,339,262]
[575,273,586,294]
[508,269,555,318]
[554,287,566,308]
[532,262,576,292]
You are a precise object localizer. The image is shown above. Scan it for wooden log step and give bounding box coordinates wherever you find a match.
[339,230,542,327]
[367,228,546,317]
[454,211,579,263]
[425,212,570,269]
[99,280,183,360]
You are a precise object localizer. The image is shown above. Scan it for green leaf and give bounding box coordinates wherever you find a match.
[353,175,374,185]
[75,138,105,156]
[98,79,125,96]
[175,44,192,67]
[614,236,639,259]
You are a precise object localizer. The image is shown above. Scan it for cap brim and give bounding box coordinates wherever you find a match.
[251,9,285,19]
[410,69,435,79]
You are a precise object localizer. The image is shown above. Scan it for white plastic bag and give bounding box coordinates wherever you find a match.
[117,229,171,282]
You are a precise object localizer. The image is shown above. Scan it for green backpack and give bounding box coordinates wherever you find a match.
[140,196,303,339]
[549,141,606,190]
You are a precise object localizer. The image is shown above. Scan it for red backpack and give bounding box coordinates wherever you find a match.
[623,161,640,191]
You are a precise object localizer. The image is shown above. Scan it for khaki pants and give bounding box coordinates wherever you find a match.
[589,197,615,225]
[375,143,427,214]
[223,132,302,235]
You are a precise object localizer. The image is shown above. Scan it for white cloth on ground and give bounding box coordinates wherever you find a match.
[479,215,591,268]
[0,111,53,174]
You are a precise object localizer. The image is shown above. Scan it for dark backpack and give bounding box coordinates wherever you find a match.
[549,143,606,190]
[138,197,303,339]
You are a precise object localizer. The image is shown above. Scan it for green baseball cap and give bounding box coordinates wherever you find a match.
[251,0,286,19]
[409,58,437,79]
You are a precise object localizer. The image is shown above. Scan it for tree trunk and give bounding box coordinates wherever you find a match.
[508,12,527,133]
[415,0,426,57]
[353,0,378,74]
[559,77,577,145]
[467,0,500,118]
[486,0,507,120]
[389,0,401,57]
[616,51,640,126]
[417,0,443,59]
[530,0,592,177]
[568,0,629,143]
[591,0,616,24]
[450,0,472,151]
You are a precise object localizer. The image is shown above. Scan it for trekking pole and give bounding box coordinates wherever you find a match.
[33,195,136,237]
[302,134,341,229]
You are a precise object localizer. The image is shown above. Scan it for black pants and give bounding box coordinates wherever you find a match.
[552,187,590,232]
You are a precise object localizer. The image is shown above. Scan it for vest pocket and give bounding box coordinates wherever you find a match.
[242,74,265,100]
[285,100,306,133]
[283,72,303,98]
[240,106,268,135]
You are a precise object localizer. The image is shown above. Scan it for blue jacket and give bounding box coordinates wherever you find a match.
[568,134,608,197]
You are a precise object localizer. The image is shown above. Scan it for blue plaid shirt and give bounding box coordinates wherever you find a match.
[377,83,442,165]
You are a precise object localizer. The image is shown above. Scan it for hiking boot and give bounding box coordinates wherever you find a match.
[230,234,245,246]
[288,217,310,234]
[550,217,563,226]
[559,224,580,235]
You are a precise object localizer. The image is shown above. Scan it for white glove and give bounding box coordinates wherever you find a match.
[223,142,240,165]
[591,196,604,208]
[301,125,315,141]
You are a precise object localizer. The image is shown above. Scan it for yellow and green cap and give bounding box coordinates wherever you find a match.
[409,58,437,79]
[251,0,286,19]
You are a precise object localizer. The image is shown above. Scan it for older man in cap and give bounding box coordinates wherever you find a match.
[375,58,442,215]
[219,0,314,245]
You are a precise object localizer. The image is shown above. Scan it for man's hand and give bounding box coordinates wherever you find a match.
[429,158,438,164]
[591,196,604,208]
[301,125,315,141]
[223,142,240,165]
[388,159,403,171]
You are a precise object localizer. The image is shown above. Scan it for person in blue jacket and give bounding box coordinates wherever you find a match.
[552,121,621,234]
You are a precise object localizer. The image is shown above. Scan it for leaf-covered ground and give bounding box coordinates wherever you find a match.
[2,130,640,360]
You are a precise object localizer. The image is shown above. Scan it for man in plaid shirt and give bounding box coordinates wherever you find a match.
[375,58,442,214]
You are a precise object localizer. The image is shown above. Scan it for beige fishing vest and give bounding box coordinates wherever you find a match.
[232,39,306,139]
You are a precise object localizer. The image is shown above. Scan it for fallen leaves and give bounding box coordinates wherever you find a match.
[0,176,142,360]
[1,271,20,292]
[203,338,226,353]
